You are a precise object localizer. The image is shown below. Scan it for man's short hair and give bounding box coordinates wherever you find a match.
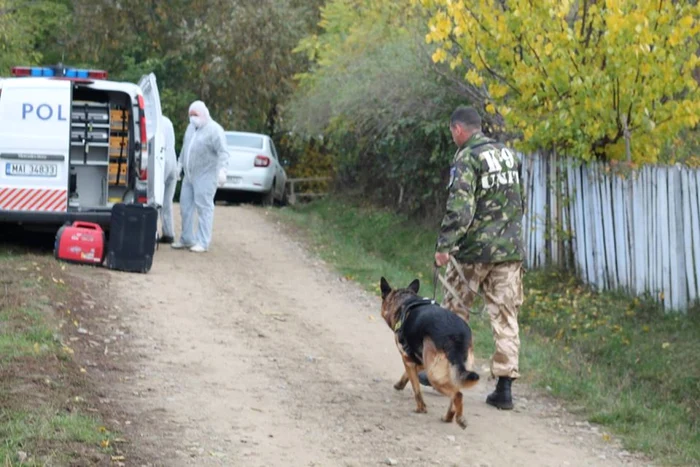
[450,106,482,130]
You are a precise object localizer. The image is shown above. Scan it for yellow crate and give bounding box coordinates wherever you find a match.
[109,136,128,149]
[110,109,128,121]
[108,173,127,186]
[108,163,128,175]
[110,120,129,131]
[110,109,128,130]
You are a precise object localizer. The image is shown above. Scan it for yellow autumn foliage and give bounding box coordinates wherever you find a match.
[418,0,700,163]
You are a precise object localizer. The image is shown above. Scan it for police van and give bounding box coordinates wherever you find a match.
[0,64,165,230]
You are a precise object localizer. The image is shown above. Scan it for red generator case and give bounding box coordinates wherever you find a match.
[54,221,106,266]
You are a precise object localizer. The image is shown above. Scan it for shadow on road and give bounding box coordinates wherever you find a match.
[0,225,57,256]
[213,190,264,205]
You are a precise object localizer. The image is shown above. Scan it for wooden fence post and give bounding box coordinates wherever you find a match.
[289,179,297,205]
[622,115,636,295]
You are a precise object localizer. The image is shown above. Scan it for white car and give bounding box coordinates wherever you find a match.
[218,131,288,205]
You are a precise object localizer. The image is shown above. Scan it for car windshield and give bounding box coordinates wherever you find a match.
[226,133,264,149]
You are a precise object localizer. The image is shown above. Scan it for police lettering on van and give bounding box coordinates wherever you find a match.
[22,103,69,121]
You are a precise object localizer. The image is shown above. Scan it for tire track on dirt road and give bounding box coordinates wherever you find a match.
[94,205,653,467]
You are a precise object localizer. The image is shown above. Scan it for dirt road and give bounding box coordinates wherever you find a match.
[84,205,652,467]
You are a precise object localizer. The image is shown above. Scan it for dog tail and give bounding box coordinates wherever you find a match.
[458,367,480,388]
[447,344,480,388]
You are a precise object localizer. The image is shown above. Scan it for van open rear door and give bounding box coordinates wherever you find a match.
[137,73,165,207]
[0,79,71,213]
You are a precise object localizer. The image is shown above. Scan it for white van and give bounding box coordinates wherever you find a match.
[0,64,165,230]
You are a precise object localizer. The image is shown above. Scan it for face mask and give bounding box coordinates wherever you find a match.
[190,116,203,128]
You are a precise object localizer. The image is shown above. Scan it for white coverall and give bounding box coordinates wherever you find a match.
[175,101,228,251]
[160,115,178,240]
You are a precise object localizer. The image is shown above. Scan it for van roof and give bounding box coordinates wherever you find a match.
[0,76,142,98]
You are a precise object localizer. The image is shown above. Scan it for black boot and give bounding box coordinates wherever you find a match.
[418,371,432,387]
[486,377,513,410]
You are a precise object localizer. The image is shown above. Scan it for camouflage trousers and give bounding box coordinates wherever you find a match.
[440,260,524,379]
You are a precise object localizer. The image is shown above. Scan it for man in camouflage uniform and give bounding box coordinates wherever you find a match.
[422,105,525,410]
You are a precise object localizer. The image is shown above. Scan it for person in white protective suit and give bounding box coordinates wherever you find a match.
[158,115,178,244]
[171,101,229,253]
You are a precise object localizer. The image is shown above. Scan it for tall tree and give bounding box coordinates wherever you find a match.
[67,0,324,135]
[286,0,469,217]
[0,0,71,72]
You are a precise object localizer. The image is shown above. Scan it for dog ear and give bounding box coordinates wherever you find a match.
[380,277,392,299]
[407,279,420,294]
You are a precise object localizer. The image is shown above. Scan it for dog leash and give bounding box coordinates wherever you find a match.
[432,255,485,316]
[432,266,439,301]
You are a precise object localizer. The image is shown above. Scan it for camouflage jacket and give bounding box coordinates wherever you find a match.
[436,132,525,264]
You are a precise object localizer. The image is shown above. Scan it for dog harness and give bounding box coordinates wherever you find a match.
[393,297,437,364]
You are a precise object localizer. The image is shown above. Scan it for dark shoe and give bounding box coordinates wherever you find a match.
[418,371,432,387]
[486,377,514,410]
[158,235,174,244]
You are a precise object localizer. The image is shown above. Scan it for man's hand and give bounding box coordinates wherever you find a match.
[434,252,450,268]
[217,169,227,187]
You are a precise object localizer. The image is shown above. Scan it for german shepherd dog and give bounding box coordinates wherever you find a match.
[380,277,479,429]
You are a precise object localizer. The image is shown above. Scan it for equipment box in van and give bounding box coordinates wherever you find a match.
[0,65,165,230]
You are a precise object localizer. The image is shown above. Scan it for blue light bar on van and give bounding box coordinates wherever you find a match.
[32,67,55,77]
[65,69,88,78]
[11,66,108,80]
[10,66,56,77]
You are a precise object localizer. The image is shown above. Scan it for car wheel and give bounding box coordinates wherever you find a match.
[261,181,275,207]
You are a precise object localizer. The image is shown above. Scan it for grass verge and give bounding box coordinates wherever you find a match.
[0,250,116,466]
[274,197,700,466]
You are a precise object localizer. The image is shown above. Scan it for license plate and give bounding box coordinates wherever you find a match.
[5,162,58,178]
[227,176,242,185]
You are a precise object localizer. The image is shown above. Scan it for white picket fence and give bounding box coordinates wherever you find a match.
[522,152,700,313]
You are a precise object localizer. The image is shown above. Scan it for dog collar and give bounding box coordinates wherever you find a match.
[393,297,436,333]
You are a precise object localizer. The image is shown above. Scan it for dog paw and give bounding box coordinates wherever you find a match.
[441,415,454,424]
[456,417,467,429]
[393,382,406,391]
[415,406,428,414]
